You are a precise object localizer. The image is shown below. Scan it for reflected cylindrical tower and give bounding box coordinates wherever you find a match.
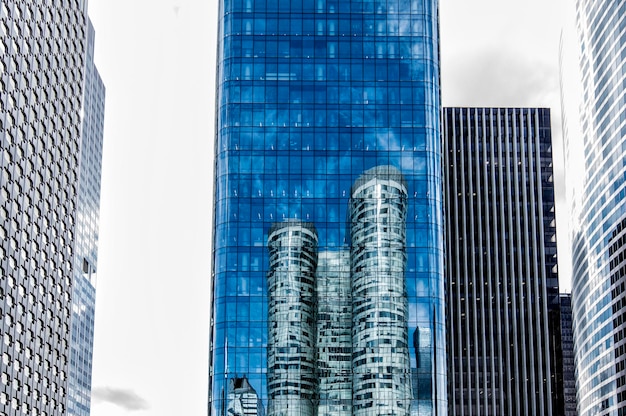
[266,221,318,416]
[349,165,411,416]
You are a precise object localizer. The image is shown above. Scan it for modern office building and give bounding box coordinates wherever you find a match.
[0,1,103,416]
[443,107,564,415]
[567,1,626,414]
[559,294,577,416]
[66,18,106,416]
[208,0,446,413]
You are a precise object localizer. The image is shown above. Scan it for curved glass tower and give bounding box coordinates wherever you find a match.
[569,1,626,414]
[266,221,319,416]
[349,166,411,416]
[209,0,446,414]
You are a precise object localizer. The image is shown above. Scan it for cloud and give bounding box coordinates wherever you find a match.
[92,387,150,411]
[442,48,559,108]
[441,44,566,202]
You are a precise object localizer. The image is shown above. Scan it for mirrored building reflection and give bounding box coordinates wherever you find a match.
[265,167,412,415]
[266,222,318,416]
[349,166,411,416]
[412,327,433,416]
[208,0,446,412]
[317,250,352,416]
[228,376,266,416]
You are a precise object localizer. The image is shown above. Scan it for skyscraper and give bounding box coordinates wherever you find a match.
[559,294,577,416]
[567,1,626,414]
[443,107,563,415]
[0,1,103,415]
[208,0,446,413]
[67,18,106,416]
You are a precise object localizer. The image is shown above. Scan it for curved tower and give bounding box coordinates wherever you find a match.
[349,166,411,416]
[266,221,318,416]
[569,1,626,414]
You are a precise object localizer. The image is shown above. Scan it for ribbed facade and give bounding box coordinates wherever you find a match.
[266,221,318,416]
[316,250,352,416]
[0,2,96,415]
[569,1,626,414]
[443,107,563,416]
[349,165,411,416]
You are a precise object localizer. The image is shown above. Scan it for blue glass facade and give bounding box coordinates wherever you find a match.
[569,1,626,414]
[209,0,445,414]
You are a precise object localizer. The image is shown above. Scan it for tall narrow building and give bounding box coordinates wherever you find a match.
[208,0,446,413]
[349,166,411,416]
[0,1,103,415]
[316,250,352,416]
[443,107,564,415]
[67,18,106,416]
[266,221,319,416]
[559,294,577,416]
[566,1,626,414]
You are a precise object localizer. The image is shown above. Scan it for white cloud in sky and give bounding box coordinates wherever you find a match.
[92,387,151,411]
[440,0,571,289]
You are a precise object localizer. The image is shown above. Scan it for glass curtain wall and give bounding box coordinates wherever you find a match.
[569,1,626,414]
[209,0,445,414]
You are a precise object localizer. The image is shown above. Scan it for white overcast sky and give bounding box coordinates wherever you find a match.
[86,0,571,414]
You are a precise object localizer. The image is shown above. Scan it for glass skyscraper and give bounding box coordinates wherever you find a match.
[208,0,446,414]
[67,18,106,416]
[0,1,103,415]
[567,1,626,414]
[443,107,563,415]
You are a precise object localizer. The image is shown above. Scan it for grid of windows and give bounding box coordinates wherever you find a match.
[209,0,445,414]
[0,1,90,415]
